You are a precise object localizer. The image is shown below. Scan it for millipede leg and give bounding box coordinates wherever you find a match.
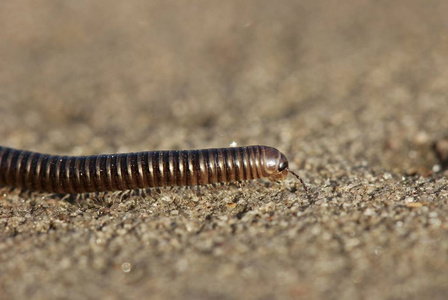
[196,185,202,197]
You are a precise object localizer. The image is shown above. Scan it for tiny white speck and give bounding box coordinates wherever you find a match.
[374,246,383,256]
[382,173,392,180]
[433,164,441,173]
[122,262,131,273]
[230,141,237,147]
[404,197,414,204]
[364,208,375,216]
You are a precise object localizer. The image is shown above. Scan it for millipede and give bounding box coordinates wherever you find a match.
[0,145,307,194]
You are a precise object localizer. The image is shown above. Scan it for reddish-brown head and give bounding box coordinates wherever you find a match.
[262,147,290,181]
[262,146,308,191]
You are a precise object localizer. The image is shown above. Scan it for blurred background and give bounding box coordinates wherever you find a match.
[1,1,448,299]
[1,0,447,173]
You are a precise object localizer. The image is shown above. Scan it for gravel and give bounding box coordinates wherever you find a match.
[1,1,448,299]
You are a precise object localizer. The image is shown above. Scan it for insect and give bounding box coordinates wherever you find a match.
[0,145,307,194]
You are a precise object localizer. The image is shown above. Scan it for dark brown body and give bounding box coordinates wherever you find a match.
[0,145,290,194]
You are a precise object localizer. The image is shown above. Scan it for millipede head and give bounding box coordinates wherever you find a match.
[276,154,308,192]
[264,148,289,181]
[263,147,307,191]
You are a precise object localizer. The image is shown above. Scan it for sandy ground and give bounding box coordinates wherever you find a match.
[1,1,448,299]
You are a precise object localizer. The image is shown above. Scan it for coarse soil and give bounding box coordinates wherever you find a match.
[1,1,448,299]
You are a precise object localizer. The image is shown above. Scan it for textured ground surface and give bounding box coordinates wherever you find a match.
[1,1,448,299]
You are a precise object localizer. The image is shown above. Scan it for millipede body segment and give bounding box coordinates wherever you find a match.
[0,145,306,194]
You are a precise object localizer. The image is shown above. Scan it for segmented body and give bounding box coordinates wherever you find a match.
[0,145,301,194]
